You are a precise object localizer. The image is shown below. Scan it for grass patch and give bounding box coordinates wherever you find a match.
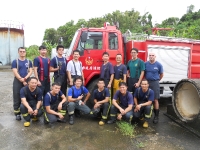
[136,141,146,148]
[116,121,136,138]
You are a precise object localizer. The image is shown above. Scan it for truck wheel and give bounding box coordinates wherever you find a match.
[169,87,174,91]
[86,78,98,109]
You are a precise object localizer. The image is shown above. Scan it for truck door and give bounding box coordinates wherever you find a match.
[76,31,106,84]
[106,32,120,65]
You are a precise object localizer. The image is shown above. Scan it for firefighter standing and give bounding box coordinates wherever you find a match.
[92,78,110,125]
[67,76,91,125]
[43,82,68,124]
[133,79,154,128]
[20,77,43,127]
[11,47,32,121]
[50,45,67,96]
[33,45,50,97]
[113,54,127,97]
[100,52,114,88]
[127,48,145,95]
[145,52,163,124]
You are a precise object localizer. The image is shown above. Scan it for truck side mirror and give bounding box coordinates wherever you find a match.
[81,32,88,42]
[123,36,127,44]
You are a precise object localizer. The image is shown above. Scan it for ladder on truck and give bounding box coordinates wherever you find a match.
[124,30,200,44]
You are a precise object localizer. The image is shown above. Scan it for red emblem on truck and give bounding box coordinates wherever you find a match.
[85,57,93,65]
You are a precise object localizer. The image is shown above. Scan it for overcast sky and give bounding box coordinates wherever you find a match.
[0,0,199,47]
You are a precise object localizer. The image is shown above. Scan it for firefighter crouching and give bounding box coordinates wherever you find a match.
[107,82,134,124]
[133,79,154,128]
[67,76,91,125]
[20,77,43,127]
[43,82,68,124]
[91,78,110,125]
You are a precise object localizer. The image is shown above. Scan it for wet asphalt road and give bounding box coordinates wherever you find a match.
[0,69,199,150]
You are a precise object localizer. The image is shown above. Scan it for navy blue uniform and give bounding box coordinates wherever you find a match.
[43,91,67,123]
[50,56,67,96]
[34,56,50,97]
[11,59,32,116]
[93,88,110,119]
[20,86,43,122]
[100,62,114,87]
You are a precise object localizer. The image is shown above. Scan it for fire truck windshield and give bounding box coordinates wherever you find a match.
[68,30,79,55]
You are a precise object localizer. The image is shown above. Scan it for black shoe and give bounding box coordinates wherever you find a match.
[75,110,81,118]
[57,118,67,123]
[69,115,74,125]
[44,117,49,124]
[107,119,116,124]
[153,116,159,124]
[16,115,21,121]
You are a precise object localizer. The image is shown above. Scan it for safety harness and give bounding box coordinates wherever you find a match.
[47,92,60,104]
[16,59,30,74]
[137,87,151,100]
[38,56,50,82]
[114,64,125,80]
[23,86,40,99]
[71,86,84,98]
[55,56,66,75]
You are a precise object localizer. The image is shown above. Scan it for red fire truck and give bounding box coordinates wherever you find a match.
[66,23,200,105]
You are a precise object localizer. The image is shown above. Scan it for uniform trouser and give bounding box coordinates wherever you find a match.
[20,101,43,122]
[109,104,133,122]
[54,75,67,96]
[38,76,50,98]
[113,79,123,97]
[133,105,153,122]
[67,101,91,115]
[13,77,24,115]
[44,101,68,123]
[91,102,110,119]
[127,78,138,95]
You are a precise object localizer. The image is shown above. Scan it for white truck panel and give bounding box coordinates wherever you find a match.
[147,45,190,83]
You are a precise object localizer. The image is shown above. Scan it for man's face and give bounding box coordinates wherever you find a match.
[73,52,80,60]
[74,79,82,87]
[141,81,149,90]
[57,48,64,55]
[40,49,47,56]
[102,54,109,62]
[18,48,26,57]
[119,85,127,94]
[116,55,122,63]
[131,50,138,58]
[97,81,105,89]
[149,53,156,61]
[52,85,61,94]
[28,79,38,89]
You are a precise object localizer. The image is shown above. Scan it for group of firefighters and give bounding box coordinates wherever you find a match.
[11,45,163,128]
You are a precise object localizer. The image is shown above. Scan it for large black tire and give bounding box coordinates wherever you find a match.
[86,78,98,109]
[172,79,200,122]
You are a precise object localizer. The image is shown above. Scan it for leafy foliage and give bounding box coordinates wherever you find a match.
[42,5,200,48]
[116,121,136,138]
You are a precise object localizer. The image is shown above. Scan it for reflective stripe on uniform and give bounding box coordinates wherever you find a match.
[110,114,116,117]
[14,109,20,113]
[22,113,29,117]
[145,105,153,118]
[44,112,49,122]
[129,115,133,122]
[102,116,107,119]
[68,111,74,115]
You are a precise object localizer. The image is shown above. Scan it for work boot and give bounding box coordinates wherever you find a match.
[107,119,116,124]
[99,119,106,126]
[32,116,38,122]
[143,121,149,128]
[16,115,21,121]
[24,122,30,127]
[69,115,74,125]
[153,109,159,124]
[75,110,81,118]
